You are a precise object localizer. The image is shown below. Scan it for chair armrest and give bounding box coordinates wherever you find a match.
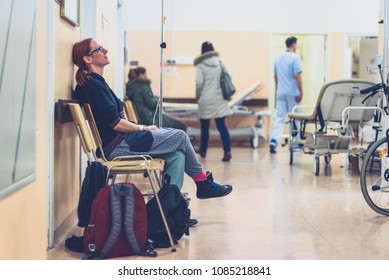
[291,105,315,113]
[111,155,153,161]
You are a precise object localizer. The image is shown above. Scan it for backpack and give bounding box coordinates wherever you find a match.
[146,178,191,248]
[83,182,157,259]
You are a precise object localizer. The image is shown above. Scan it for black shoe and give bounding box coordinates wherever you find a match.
[188,218,198,227]
[195,147,206,158]
[65,235,84,253]
[195,171,232,199]
[269,139,277,154]
[222,152,231,162]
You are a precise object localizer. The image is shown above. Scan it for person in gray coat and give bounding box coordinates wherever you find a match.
[194,41,233,162]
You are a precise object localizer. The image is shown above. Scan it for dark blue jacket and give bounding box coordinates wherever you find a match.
[74,73,153,157]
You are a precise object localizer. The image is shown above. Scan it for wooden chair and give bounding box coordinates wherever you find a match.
[123,99,140,123]
[123,100,191,196]
[67,102,176,251]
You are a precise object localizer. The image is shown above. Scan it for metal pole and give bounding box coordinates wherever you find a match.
[384,0,389,80]
[158,0,166,128]
[383,0,389,131]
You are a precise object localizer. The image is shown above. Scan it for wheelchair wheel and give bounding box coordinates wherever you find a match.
[250,136,259,149]
[358,154,364,173]
[314,157,320,176]
[324,154,331,164]
[360,137,389,216]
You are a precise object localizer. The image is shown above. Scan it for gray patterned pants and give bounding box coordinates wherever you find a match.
[108,128,202,177]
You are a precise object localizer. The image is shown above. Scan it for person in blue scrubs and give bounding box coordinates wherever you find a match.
[269,36,303,154]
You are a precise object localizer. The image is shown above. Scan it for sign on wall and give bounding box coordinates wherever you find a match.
[59,0,80,27]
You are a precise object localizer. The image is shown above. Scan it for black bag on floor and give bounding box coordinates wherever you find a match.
[146,177,191,248]
[77,162,108,227]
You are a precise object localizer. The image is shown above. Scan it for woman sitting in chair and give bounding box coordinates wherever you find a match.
[126,66,187,132]
[72,38,232,200]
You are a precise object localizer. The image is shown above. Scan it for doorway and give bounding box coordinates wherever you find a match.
[345,36,378,82]
[345,36,379,143]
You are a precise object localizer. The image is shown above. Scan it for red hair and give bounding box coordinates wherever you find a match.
[72,38,93,86]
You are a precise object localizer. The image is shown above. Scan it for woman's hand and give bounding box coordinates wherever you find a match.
[114,119,159,133]
[145,125,159,131]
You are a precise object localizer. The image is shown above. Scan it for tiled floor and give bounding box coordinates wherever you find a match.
[47,144,389,260]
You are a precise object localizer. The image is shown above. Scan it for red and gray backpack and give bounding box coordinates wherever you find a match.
[83,182,157,259]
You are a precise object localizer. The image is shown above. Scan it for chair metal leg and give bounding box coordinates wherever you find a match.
[104,165,176,252]
[105,172,117,185]
[148,170,176,252]
[111,174,117,184]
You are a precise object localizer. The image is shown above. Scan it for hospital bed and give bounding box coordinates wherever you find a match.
[287,79,381,175]
[162,81,273,148]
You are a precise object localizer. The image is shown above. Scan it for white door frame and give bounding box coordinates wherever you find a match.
[47,0,55,249]
[342,33,379,80]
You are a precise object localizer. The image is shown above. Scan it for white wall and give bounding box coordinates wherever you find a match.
[124,0,379,34]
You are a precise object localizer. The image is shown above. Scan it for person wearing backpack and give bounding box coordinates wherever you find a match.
[72,38,233,200]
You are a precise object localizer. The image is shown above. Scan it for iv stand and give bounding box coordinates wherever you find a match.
[158,0,166,128]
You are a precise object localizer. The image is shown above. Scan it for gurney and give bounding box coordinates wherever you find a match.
[162,81,273,148]
[287,79,381,175]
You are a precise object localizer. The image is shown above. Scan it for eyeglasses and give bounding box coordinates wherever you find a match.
[87,46,104,56]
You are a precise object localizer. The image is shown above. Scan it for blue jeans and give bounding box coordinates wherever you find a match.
[200,117,231,153]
